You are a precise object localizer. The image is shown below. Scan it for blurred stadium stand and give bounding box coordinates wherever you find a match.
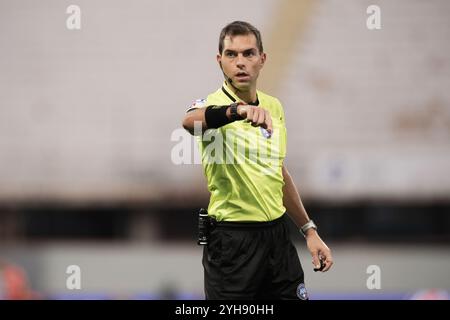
[0,0,449,299]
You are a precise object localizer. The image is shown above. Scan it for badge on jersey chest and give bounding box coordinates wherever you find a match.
[260,127,272,139]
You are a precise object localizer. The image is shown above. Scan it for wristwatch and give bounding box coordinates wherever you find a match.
[228,102,244,121]
[300,220,317,237]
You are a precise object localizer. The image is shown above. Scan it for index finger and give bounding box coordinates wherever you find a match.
[322,253,334,272]
[265,110,273,135]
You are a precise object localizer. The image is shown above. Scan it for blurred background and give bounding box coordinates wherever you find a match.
[0,0,449,300]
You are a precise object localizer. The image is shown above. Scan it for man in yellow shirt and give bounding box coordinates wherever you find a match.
[182,21,333,300]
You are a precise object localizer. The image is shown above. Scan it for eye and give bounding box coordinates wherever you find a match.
[225,51,236,58]
[244,51,255,57]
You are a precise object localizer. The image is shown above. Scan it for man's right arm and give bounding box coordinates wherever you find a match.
[182,104,273,136]
[182,107,208,135]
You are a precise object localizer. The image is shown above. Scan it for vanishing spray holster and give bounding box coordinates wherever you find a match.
[197,208,215,245]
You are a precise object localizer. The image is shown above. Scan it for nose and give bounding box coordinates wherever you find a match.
[236,53,245,68]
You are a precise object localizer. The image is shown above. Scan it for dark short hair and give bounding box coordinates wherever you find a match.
[218,21,263,54]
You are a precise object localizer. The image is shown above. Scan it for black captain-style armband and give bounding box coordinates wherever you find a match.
[205,103,243,129]
[204,105,229,129]
[204,105,229,128]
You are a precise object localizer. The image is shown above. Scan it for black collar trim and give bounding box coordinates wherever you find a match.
[221,86,236,102]
[221,86,259,106]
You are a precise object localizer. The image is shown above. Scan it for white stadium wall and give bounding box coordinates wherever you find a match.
[0,0,449,203]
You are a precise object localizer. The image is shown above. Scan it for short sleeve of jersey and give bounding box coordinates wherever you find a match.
[186,98,206,113]
[275,98,287,158]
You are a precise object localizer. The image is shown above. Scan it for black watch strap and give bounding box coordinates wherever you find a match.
[229,102,243,121]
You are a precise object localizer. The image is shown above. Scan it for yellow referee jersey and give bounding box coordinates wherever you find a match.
[188,81,287,222]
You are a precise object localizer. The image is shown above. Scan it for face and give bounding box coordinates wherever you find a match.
[217,34,266,91]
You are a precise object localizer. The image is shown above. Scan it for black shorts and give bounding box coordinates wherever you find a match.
[202,214,307,300]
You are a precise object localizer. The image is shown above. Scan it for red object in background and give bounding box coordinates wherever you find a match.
[410,289,450,300]
[1,263,34,300]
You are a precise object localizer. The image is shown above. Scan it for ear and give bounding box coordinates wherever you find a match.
[216,54,222,69]
[260,52,267,68]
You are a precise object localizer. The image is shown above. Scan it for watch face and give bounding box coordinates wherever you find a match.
[301,220,317,235]
[230,104,240,120]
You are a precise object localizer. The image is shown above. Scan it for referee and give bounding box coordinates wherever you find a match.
[182,21,333,300]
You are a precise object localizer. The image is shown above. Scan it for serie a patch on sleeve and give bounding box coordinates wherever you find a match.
[186,98,206,113]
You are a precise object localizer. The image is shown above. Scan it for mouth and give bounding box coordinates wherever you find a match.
[235,72,250,81]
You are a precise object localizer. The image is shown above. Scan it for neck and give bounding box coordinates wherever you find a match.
[227,81,258,104]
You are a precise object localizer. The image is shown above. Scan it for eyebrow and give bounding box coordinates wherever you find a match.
[224,48,257,54]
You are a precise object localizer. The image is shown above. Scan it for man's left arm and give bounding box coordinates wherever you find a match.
[282,165,334,272]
